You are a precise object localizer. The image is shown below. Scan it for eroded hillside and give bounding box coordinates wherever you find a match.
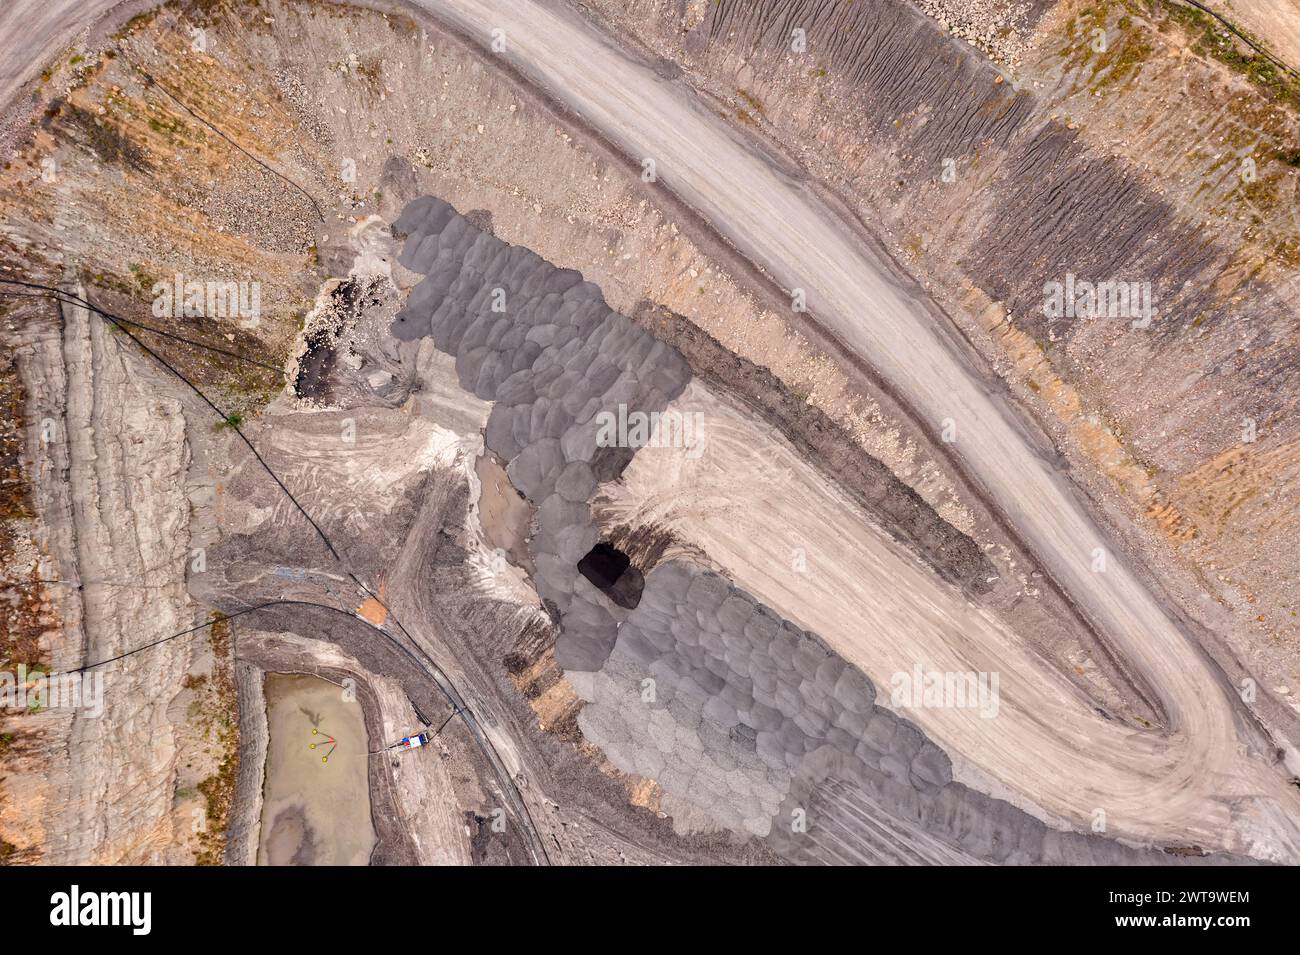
[0,0,1296,865]
[581,0,1300,731]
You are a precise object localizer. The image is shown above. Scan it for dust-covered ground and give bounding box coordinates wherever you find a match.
[0,0,1297,866]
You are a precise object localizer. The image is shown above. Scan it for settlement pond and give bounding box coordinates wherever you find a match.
[257,673,375,865]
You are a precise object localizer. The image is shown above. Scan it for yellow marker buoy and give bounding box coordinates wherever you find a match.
[310,743,316,749]
[321,756,328,763]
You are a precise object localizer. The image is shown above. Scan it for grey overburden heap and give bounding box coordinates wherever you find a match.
[391,197,1211,865]
[581,561,1192,862]
[391,196,692,671]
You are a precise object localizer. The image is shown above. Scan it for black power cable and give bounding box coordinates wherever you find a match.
[115,50,327,223]
[3,278,552,864]
[1172,0,1300,80]
[0,278,341,560]
[0,282,285,377]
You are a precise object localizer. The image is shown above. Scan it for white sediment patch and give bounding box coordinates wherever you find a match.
[595,380,1240,846]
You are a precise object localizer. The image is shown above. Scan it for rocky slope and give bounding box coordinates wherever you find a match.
[578,0,1300,754]
[0,0,1294,863]
[1,292,200,863]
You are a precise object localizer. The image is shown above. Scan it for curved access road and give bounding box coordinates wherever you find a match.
[413,0,1300,860]
[4,0,1298,859]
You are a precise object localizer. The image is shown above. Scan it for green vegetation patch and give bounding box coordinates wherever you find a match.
[194,614,240,866]
[1160,1,1300,109]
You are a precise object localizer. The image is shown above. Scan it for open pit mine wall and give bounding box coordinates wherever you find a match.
[391,197,1208,864]
[13,301,193,864]
[689,0,1241,327]
[606,0,1296,457]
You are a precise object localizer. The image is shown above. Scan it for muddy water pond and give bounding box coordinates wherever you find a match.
[257,673,375,865]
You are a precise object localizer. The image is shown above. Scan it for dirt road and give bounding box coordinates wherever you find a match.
[601,382,1272,849]
[395,0,1300,859]
[6,0,1299,858]
[0,0,119,110]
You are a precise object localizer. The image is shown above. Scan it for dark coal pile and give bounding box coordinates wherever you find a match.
[577,542,643,609]
[294,279,361,400]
